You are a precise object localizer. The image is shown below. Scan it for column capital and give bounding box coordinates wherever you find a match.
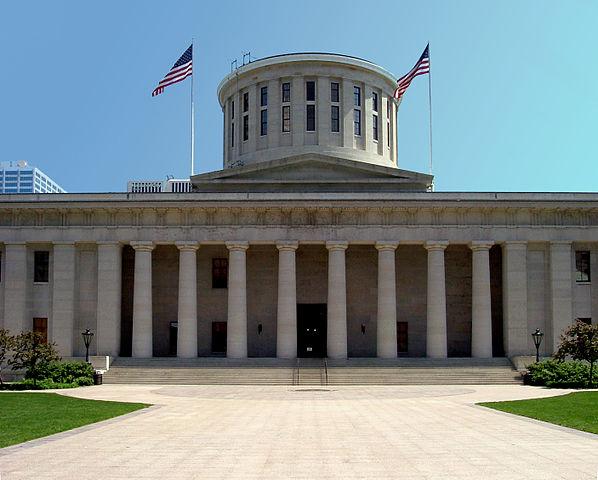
[97,241,122,247]
[375,241,399,251]
[130,241,155,252]
[424,241,449,251]
[502,240,527,248]
[469,241,494,252]
[226,241,249,251]
[3,241,27,246]
[175,241,199,251]
[276,241,299,251]
[326,241,348,251]
[550,240,573,247]
[52,241,76,247]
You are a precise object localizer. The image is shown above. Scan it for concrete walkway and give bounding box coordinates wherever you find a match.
[0,385,596,479]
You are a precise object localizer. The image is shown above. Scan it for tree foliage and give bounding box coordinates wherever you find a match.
[555,320,598,388]
[0,329,15,385]
[8,332,60,386]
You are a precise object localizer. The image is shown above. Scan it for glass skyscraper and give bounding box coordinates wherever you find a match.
[0,161,66,194]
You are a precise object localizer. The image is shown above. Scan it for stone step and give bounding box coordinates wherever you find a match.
[103,361,523,385]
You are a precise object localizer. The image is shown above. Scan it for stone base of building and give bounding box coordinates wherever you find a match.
[102,356,523,386]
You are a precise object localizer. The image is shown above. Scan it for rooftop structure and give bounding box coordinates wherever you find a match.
[0,161,66,194]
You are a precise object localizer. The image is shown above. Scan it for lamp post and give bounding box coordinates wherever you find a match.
[531,328,544,363]
[82,329,94,364]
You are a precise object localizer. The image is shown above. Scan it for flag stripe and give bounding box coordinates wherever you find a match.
[156,69,192,90]
[152,45,193,97]
[394,45,430,100]
[157,64,193,87]
[161,61,193,81]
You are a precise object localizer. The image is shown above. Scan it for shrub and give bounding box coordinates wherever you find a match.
[39,361,94,384]
[9,332,60,386]
[0,379,85,390]
[0,329,15,385]
[555,320,598,388]
[525,359,598,388]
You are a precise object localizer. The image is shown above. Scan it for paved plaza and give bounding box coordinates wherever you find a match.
[0,385,597,479]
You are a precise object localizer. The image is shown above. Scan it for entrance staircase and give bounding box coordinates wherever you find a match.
[102,357,522,386]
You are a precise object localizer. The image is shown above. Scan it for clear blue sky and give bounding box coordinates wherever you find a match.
[1,1,596,192]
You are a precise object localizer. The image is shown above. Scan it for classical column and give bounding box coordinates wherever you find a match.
[176,242,199,358]
[276,241,298,359]
[326,241,348,359]
[131,241,154,358]
[470,241,494,358]
[376,242,398,358]
[3,242,27,334]
[549,241,573,354]
[51,242,76,357]
[502,241,528,356]
[96,242,122,357]
[226,241,249,358]
[425,241,448,358]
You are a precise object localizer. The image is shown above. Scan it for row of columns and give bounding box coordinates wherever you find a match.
[126,240,496,359]
[1,239,574,359]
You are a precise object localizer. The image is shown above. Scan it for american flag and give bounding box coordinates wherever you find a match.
[393,44,430,100]
[152,45,193,97]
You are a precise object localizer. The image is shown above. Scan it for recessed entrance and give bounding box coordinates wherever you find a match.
[297,303,327,358]
[169,321,178,356]
[211,321,227,355]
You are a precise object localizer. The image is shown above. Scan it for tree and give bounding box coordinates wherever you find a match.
[0,329,15,386]
[9,332,60,387]
[555,320,598,388]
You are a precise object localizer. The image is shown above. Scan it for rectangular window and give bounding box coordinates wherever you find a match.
[0,251,2,282]
[331,82,339,103]
[33,318,48,344]
[243,115,249,141]
[231,123,235,147]
[387,97,391,117]
[212,258,228,289]
[576,251,591,282]
[260,109,268,136]
[354,86,361,106]
[353,109,361,136]
[260,86,268,107]
[387,122,391,147]
[306,104,315,131]
[372,92,378,112]
[34,251,49,283]
[282,82,291,103]
[331,105,340,132]
[243,92,249,113]
[306,81,315,101]
[231,100,235,119]
[373,114,378,141]
[282,105,291,132]
[579,318,592,325]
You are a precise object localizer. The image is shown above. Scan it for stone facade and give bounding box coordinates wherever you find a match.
[0,53,596,361]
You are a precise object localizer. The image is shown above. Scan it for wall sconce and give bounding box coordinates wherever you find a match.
[361,324,366,335]
[258,323,263,335]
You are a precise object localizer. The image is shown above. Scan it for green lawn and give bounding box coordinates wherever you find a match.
[0,392,150,448]
[479,392,598,435]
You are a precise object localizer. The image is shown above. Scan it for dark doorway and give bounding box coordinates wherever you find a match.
[212,321,227,355]
[169,322,178,356]
[297,304,327,357]
[397,321,408,355]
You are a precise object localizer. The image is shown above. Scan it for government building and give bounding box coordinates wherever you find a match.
[0,53,596,366]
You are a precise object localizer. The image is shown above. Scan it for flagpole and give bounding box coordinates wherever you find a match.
[427,42,434,190]
[190,38,195,177]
